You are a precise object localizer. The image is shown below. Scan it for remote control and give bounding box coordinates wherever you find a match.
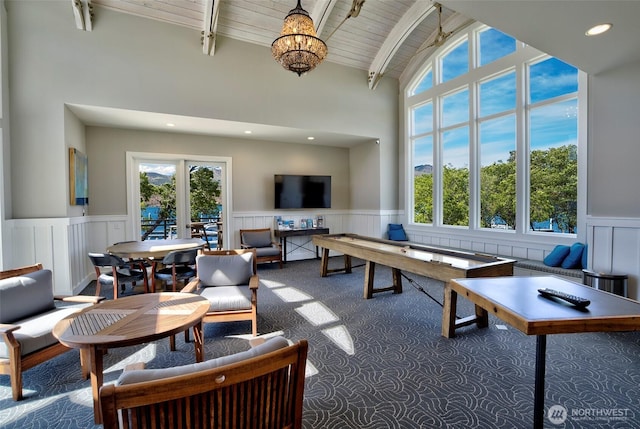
[538,288,591,308]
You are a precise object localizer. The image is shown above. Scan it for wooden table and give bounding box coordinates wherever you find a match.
[107,238,204,260]
[445,275,640,429]
[312,233,514,300]
[275,227,329,262]
[53,292,210,424]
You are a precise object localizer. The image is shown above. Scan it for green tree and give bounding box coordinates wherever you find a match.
[442,165,469,226]
[189,167,221,222]
[414,173,433,223]
[480,151,516,229]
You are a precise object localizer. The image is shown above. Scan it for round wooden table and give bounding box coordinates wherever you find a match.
[107,238,204,259]
[53,292,210,424]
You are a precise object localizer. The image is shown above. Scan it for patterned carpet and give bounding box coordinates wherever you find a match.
[1,258,639,428]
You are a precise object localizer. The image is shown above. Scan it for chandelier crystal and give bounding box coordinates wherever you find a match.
[271,0,328,76]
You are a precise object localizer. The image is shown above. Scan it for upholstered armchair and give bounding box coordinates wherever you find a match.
[0,264,103,400]
[181,249,259,336]
[239,228,283,269]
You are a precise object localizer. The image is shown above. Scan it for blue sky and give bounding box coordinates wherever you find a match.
[413,28,578,169]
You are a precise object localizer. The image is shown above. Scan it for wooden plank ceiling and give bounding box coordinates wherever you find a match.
[73,0,472,89]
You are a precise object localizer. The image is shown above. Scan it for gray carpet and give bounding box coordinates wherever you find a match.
[1,258,639,428]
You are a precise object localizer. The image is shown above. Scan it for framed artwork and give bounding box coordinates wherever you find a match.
[69,148,88,205]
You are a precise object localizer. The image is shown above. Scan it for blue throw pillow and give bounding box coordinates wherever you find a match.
[581,244,588,269]
[387,224,408,241]
[543,245,570,267]
[561,242,585,269]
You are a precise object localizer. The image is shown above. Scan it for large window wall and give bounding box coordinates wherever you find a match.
[406,24,585,239]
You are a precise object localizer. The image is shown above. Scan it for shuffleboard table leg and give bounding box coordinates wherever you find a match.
[392,268,402,294]
[364,260,376,299]
[442,283,458,338]
[320,248,330,277]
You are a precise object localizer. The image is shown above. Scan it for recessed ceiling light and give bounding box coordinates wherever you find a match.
[307,136,315,140]
[166,122,175,127]
[586,23,612,36]
[244,130,252,134]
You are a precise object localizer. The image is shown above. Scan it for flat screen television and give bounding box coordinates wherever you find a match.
[274,174,331,209]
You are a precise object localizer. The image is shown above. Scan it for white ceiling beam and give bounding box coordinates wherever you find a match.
[202,0,220,56]
[367,0,437,90]
[71,0,93,31]
[311,0,339,37]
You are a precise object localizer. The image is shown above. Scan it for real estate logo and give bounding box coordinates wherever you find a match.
[548,405,568,425]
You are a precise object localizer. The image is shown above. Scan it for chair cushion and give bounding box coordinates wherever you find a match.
[242,230,273,248]
[0,269,55,324]
[197,254,253,286]
[0,302,93,358]
[255,246,281,257]
[543,245,571,267]
[387,224,408,241]
[116,336,290,385]
[199,285,253,311]
[561,242,585,269]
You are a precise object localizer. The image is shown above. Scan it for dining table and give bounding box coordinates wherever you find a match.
[107,238,205,292]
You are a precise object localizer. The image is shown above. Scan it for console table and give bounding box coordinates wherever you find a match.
[274,228,329,263]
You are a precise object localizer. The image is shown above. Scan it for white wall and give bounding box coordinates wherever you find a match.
[5,0,398,220]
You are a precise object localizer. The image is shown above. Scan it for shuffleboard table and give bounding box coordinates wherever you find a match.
[312,233,515,335]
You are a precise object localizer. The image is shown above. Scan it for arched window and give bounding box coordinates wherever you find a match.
[405,23,584,236]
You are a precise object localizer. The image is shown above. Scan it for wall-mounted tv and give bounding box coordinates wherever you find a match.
[274,174,331,209]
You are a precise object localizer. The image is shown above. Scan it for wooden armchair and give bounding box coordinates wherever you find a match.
[239,228,283,268]
[0,264,103,400]
[181,249,259,336]
[99,336,308,429]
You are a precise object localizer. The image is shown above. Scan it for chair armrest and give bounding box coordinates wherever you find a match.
[181,278,200,293]
[0,323,20,335]
[125,362,146,371]
[240,244,253,249]
[272,241,282,249]
[249,275,259,290]
[54,295,105,304]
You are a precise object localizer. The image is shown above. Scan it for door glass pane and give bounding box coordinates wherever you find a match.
[139,163,176,240]
[188,163,223,249]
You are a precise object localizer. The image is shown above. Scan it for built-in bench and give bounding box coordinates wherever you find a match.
[510,258,583,282]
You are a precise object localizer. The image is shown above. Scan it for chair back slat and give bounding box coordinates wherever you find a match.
[100,340,308,429]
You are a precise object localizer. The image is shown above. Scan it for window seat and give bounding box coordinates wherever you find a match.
[510,258,583,282]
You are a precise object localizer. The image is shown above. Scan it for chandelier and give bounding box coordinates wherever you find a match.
[271,0,327,76]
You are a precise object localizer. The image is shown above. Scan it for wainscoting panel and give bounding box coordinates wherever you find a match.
[10,213,635,300]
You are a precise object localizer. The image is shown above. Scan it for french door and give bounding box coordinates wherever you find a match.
[126,152,232,247]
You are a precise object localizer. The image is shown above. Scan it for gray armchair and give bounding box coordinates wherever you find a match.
[239,228,283,269]
[181,249,259,336]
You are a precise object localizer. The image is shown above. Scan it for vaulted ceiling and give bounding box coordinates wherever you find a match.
[68,0,640,145]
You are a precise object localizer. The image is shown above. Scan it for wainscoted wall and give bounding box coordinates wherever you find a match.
[5,214,639,300]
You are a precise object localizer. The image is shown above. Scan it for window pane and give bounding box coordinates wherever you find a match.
[479,28,516,66]
[530,58,578,104]
[441,40,468,83]
[442,88,469,128]
[442,127,469,226]
[413,136,433,224]
[479,72,516,117]
[480,115,516,229]
[412,69,433,95]
[529,99,578,233]
[413,102,433,135]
